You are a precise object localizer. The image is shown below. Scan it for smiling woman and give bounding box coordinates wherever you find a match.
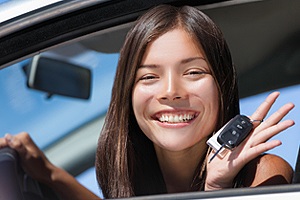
[95,4,295,198]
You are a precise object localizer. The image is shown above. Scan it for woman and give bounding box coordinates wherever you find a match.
[0,4,295,200]
[95,4,294,198]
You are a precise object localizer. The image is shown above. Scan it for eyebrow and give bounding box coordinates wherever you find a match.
[138,64,158,69]
[181,57,206,64]
[139,57,207,69]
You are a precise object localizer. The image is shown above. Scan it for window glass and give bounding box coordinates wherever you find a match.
[77,166,103,198]
[0,43,118,149]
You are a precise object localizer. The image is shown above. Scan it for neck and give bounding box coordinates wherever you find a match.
[154,139,207,193]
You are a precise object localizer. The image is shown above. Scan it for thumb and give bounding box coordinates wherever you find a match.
[5,133,27,158]
[0,134,10,148]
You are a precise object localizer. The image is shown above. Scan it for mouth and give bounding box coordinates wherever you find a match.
[154,112,198,123]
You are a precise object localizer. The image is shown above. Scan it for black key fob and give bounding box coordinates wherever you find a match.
[217,115,253,149]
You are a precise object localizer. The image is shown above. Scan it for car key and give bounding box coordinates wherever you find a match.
[217,115,253,149]
[207,115,254,163]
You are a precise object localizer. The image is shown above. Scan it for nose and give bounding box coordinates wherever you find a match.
[158,73,186,101]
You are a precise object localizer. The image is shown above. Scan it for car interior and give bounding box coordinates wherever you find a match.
[0,0,300,199]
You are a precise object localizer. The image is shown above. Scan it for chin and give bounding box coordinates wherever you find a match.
[156,140,196,152]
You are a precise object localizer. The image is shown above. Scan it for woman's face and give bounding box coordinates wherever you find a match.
[132,28,219,152]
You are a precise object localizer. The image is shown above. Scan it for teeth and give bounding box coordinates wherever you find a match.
[158,114,195,123]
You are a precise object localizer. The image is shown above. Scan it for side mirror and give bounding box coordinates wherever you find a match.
[25,55,91,99]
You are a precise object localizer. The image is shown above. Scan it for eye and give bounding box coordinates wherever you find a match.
[184,69,209,76]
[138,74,158,82]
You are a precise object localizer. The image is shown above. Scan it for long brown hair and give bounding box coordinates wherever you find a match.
[96,4,239,198]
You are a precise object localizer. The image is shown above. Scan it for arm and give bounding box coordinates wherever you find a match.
[0,132,101,200]
[44,166,101,200]
[243,154,293,187]
[205,92,295,190]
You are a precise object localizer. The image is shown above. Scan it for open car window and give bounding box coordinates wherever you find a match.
[0,0,300,199]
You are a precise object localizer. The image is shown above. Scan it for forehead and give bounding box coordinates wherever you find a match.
[141,28,208,65]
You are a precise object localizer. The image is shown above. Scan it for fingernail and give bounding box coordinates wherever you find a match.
[4,133,13,143]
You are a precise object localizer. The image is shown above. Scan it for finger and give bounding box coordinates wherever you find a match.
[246,140,282,161]
[17,132,38,148]
[251,119,295,147]
[250,92,280,127]
[4,133,14,144]
[0,133,11,148]
[255,103,294,132]
[5,133,28,158]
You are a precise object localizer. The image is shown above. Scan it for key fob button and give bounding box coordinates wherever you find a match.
[236,124,243,129]
[217,115,253,150]
[231,129,237,135]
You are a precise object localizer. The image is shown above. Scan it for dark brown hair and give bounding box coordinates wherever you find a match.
[96,4,239,198]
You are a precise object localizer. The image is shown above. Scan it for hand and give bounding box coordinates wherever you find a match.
[0,132,101,199]
[205,92,295,190]
[0,132,55,185]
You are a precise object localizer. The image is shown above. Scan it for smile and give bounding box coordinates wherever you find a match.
[156,112,197,123]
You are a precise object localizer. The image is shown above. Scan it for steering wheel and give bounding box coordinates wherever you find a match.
[0,147,59,200]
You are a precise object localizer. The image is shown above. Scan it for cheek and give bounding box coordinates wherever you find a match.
[132,85,154,118]
[204,79,220,127]
[191,77,219,104]
[207,79,219,108]
[132,85,156,139]
[192,77,220,123]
